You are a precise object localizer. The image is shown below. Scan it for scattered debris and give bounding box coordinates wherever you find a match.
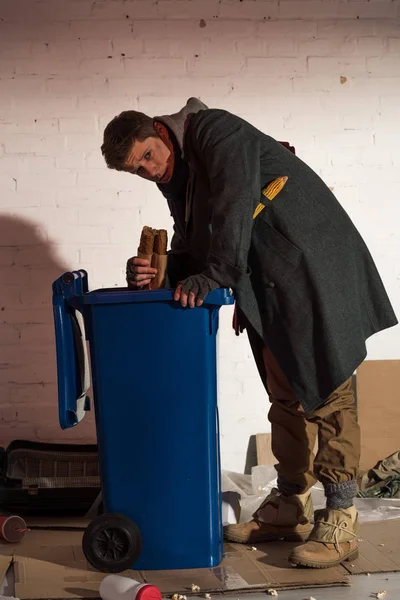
[350,564,355,567]
[251,546,257,551]
[304,597,317,600]
[357,538,363,542]
[378,543,385,547]
[172,595,187,600]
[191,585,201,593]
[266,590,278,597]
[204,595,211,600]
[367,573,371,576]
[375,592,387,599]
[340,75,348,84]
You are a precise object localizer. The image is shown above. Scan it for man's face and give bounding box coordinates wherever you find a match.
[124,134,174,184]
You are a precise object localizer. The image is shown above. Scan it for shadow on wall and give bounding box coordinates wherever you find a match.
[0,215,96,446]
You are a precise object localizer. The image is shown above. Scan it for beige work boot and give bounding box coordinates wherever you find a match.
[224,487,313,544]
[289,505,359,568]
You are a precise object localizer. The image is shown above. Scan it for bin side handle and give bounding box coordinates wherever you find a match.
[71,310,91,422]
[53,296,90,430]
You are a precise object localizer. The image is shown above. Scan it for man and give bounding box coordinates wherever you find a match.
[101,98,397,568]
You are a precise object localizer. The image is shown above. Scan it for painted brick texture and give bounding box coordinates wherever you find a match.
[0,0,399,472]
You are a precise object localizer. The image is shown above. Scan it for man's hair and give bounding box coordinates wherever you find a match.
[101,110,159,171]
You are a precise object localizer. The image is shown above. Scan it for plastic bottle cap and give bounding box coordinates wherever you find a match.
[136,586,162,600]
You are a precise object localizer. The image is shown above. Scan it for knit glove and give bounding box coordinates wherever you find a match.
[232,303,246,336]
[179,274,219,301]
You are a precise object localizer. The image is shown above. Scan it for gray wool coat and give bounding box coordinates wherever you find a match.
[156,99,397,413]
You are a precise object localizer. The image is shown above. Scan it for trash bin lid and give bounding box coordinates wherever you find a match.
[81,287,234,307]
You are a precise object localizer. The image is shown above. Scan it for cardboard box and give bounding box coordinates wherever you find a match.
[356,360,400,471]
[256,433,318,466]
[256,362,400,472]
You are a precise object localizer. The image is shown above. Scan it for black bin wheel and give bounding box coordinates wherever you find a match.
[82,513,142,573]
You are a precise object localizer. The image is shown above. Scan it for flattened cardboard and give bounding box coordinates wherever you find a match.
[26,516,89,530]
[14,558,104,599]
[3,513,400,598]
[357,360,400,471]
[140,546,348,594]
[2,529,83,566]
[141,568,224,594]
[224,543,348,590]
[0,554,12,582]
[14,557,143,600]
[1,526,143,599]
[342,519,400,575]
[2,519,350,598]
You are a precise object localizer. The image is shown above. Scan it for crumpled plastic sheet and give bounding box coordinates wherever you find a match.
[222,466,400,524]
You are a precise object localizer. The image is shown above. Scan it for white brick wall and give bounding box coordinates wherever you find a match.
[0,0,399,473]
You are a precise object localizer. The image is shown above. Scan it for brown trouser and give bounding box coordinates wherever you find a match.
[247,325,361,495]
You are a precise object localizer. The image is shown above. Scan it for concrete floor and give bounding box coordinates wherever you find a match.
[218,572,400,599]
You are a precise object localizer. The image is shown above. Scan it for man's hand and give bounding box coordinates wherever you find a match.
[174,274,219,308]
[126,257,157,288]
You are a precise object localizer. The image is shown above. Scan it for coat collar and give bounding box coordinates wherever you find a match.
[154,97,208,157]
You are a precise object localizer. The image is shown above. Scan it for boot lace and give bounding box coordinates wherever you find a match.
[314,518,357,554]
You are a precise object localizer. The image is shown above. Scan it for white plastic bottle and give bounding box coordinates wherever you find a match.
[100,575,162,600]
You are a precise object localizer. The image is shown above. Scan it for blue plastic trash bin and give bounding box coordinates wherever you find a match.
[52,270,233,572]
